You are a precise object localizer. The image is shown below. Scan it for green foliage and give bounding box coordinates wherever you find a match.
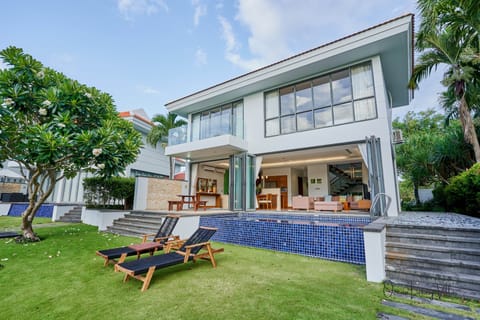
[0,46,142,228]
[147,112,187,179]
[442,163,480,217]
[0,46,142,176]
[394,110,475,207]
[83,176,135,209]
[147,112,187,147]
[412,0,480,162]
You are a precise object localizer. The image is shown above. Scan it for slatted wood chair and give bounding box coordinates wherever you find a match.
[115,226,224,291]
[257,194,273,209]
[96,214,180,266]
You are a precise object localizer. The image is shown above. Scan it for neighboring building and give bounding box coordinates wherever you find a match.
[165,15,414,216]
[47,108,170,203]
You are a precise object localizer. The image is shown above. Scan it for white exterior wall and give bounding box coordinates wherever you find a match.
[242,56,399,216]
[307,164,329,197]
[126,134,169,177]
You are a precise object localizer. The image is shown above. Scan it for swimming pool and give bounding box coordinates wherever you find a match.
[199,213,372,265]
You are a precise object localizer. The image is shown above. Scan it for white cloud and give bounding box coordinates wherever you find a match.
[0,61,7,70]
[221,0,418,71]
[218,15,263,70]
[117,0,168,21]
[195,48,207,66]
[192,0,207,26]
[137,85,161,95]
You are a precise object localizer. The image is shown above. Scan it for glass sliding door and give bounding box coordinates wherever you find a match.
[246,154,256,210]
[230,153,256,211]
[231,154,244,210]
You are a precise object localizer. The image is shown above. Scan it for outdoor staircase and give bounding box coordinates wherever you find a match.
[56,206,83,223]
[385,223,480,301]
[105,211,166,238]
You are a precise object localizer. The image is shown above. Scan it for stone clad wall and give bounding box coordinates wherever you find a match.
[0,183,23,194]
[145,178,188,210]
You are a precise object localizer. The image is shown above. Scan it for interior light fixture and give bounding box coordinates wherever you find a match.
[261,156,352,168]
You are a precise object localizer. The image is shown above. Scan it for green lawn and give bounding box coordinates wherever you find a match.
[3,219,465,319]
[1,216,56,231]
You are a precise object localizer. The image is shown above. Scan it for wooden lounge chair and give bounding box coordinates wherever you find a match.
[115,226,224,291]
[96,214,180,266]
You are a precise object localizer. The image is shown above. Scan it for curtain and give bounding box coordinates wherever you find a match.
[351,63,374,100]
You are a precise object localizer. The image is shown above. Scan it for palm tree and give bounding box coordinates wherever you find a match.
[410,0,480,162]
[147,113,187,178]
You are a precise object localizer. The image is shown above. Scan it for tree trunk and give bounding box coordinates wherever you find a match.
[413,182,420,206]
[458,95,480,163]
[20,168,57,242]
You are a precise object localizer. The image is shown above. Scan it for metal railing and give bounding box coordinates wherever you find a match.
[369,192,391,217]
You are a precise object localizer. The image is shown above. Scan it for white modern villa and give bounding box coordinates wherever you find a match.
[165,14,413,217]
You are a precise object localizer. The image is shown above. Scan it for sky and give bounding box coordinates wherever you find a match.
[1,0,446,121]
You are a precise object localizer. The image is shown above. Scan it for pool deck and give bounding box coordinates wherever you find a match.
[140,208,480,230]
[382,211,480,230]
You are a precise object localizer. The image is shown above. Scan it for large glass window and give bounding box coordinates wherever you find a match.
[331,69,352,104]
[295,81,313,112]
[281,115,296,134]
[264,61,376,137]
[297,111,314,131]
[191,101,244,141]
[265,91,279,119]
[312,76,331,108]
[280,86,295,115]
[314,107,332,128]
[333,102,353,125]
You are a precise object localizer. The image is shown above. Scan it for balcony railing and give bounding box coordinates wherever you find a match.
[168,125,187,146]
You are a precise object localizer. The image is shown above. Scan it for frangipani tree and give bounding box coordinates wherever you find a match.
[0,47,142,241]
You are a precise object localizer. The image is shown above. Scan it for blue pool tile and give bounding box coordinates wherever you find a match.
[200,213,371,265]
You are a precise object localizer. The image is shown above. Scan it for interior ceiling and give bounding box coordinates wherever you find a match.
[205,144,363,169]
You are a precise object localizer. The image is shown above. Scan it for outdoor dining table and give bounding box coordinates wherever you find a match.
[177,194,196,208]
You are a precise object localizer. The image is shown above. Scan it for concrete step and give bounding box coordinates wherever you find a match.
[381,300,475,320]
[385,242,480,262]
[385,267,480,300]
[387,225,480,238]
[385,222,480,301]
[105,225,151,239]
[57,212,82,223]
[115,216,163,225]
[387,231,480,250]
[111,220,160,233]
[386,251,480,276]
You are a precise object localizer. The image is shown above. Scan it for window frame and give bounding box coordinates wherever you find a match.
[264,61,377,137]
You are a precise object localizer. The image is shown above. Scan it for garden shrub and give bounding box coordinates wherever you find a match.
[442,163,480,217]
[83,176,135,209]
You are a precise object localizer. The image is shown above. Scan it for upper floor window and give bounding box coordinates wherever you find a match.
[191,101,244,141]
[264,62,376,137]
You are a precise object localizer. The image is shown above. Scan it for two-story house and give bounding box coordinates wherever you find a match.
[165,14,413,216]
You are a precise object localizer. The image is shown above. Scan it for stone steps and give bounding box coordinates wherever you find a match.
[105,211,167,239]
[381,299,476,320]
[56,206,82,223]
[385,223,480,301]
[379,291,479,319]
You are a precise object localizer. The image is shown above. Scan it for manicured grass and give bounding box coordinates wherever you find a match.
[0,216,56,231]
[9,220,475,319]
